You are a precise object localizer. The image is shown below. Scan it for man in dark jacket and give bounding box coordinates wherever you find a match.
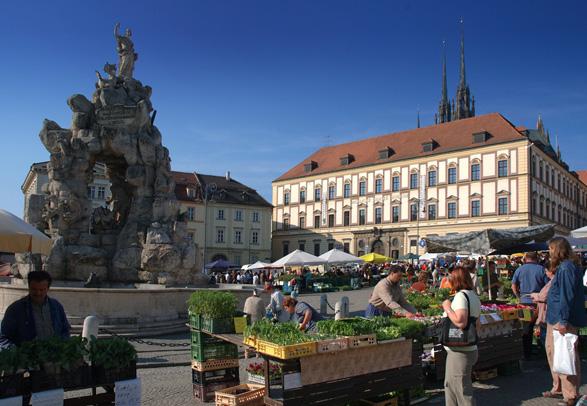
[1,271,70,346]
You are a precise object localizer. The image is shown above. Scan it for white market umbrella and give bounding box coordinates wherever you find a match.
[319,248,364,264]
[0,209,52,255]
[419,252,439,261]
[247,261,271,270]
[241,264,250,270]
[270,250,326,267]
[571,226,587,239]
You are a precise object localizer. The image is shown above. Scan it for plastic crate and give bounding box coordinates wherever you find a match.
[189,312,202,329]
[193,381,239,402]
[500,309,518,321]
[234,316,247,334]
[517,308,533,322]
[255,339,316,360]
[192,330,224,347]
[347,334,377,348]
[192,367,239,385]
[192,358,240,372]
[215,383,265,406]
[202,317,236,334]
[316,337,349,353]
[191,341,239,362]
[243,336,256,348]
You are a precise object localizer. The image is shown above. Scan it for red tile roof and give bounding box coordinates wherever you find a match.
[274,113,527,182]
[577,171,587,187]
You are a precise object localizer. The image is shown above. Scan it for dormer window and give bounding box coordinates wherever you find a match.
[378,147,394,160]
[472,131,491,143]
[422,140,437,152]
[339,154,354,166]
[304,160,318,173]
[186,187,196,198]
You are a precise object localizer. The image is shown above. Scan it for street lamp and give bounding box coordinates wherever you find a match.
[199,179,217,272]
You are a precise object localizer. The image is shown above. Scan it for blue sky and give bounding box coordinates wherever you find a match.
[1,0,586,216]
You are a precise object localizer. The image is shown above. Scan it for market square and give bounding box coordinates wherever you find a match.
[1,1,587,405]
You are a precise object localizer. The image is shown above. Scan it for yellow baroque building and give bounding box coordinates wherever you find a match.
[271,113,587,259]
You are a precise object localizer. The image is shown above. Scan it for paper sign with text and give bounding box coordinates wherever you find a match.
[115,378,141,406]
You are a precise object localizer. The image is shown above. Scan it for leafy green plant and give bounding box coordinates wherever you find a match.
[90,337,137,370]
[0,346,21,375]
[188,291,237,318]
[244,319,317,345]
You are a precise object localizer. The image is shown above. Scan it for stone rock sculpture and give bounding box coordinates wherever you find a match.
[37,25,200,285]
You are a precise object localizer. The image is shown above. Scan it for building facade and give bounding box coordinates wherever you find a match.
[271,114,587,260]
[173,172,273,267]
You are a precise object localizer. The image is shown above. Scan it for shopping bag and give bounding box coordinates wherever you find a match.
[552,330,578,375]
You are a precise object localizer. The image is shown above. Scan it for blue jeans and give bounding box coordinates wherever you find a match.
[365,303,390,318]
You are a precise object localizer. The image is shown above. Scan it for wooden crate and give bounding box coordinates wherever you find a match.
[215,383,266,406]
[194,381,239,402]
[346,334,377,348]
[316,337,349,353]
[256,340,316,360]
[192,358,240,372]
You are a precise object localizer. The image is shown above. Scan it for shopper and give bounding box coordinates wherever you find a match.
[283,297,323,332]
[441,266,481,406]
[365,265,417,318]
[530,267,554,351]
[243,289,265,323]
[543,237,587,405]
[512,251,548,359]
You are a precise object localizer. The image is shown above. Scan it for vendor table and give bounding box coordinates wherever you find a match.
[260,340,423,406]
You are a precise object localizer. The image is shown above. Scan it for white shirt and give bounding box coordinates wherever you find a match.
[253,274,260,285]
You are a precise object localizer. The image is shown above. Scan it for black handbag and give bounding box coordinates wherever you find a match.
[438,291,478,347]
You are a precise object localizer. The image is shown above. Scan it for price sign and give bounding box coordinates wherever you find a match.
[31,389,64,406]
[115,378,141,406]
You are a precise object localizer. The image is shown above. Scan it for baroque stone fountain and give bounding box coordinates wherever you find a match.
[0,24,255,335]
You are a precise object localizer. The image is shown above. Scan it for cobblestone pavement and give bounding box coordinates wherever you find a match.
[106,288,587,405]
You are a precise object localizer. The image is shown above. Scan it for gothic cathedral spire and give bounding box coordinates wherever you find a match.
[454,20,475,120]
[437,41,451,124]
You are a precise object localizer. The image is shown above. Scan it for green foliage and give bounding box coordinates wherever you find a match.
[18,336,88,372]
[0,346,22,374]
[339,285,353,291]
[317,316,425,340]
[500,278,513,298]
[187,290,237,318]
[405,293,436,311]
[422,307,443,316]
[90,337,137,370]
[244,319,316,345]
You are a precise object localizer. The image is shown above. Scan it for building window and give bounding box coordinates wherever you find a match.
[252,212,260,222]
[359,180,366,196]
[471,200,480,217]
[471,163,481,181]
[343,211,350,226]
[359,209,366,225]
[97,186,106,200]
[328,214,335,227]
[87,186,96,199]
[558,206,561,222]
[558,174,561,191]
[216,229,224,243]
[314,243,320,256]
[299,189,306,203]
[552,204,556,221]
[328,242,334,251]
[539,198,544,217]
[375,178,383,193]
[344,182,351,198]
[328,185,336,200]
[448,167,457,184]
[343,242,350,253]
[539,162,543,181]
[375,207,382,224]
[299,243,305,252]
[428,204,436,220]
[410,203,418,221]
[283,243,289,256]
[314,187,321,201]
[410,173,418,189]
[284,190,290,205]
[447,202,457,219]
[428,171,437,187]
[498,160,508,177]
[252,231,259,245]
[234,230,242,244]
[532,156,536,176]
[186,207,195,221]
[498,197,508,215]
[235,210,242,221]
[299,216,305,229]
[546,167,550,185]
[392,206,399,223]
[217,209,224,220]
[392,175,400,192]
[283,218,289,230]
[314,215,320,228]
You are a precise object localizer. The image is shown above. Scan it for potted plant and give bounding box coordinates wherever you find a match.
[90,337,137,385]
[0,346,25,399]
[188,291,237,333]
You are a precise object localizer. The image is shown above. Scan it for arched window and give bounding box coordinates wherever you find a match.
[470,160,481,181]
[409,171,419,189]
[283,189,290,205]
[359,178,367,196]
[392,172,401,191]
[497,155,509,177]
[343,180,351,198]
[314,185,321,201]
[375,175,383,193]
[447,164,457,184]
[427,166,437,187]
[299,187,306,203]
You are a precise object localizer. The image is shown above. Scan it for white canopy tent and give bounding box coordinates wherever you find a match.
[318,248,364,264]
[0,209,52,255]
[571,226,587,239]
[243,261,272,270]
[270,250,326,267]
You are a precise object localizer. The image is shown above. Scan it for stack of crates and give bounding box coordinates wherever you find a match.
[190,314,240,402]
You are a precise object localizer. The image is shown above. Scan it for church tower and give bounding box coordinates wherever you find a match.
[454,23,475,120]
[436,43,452,124]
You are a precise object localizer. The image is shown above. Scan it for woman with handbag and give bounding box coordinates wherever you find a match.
[441,266,481,406]
[543,237,587,406]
